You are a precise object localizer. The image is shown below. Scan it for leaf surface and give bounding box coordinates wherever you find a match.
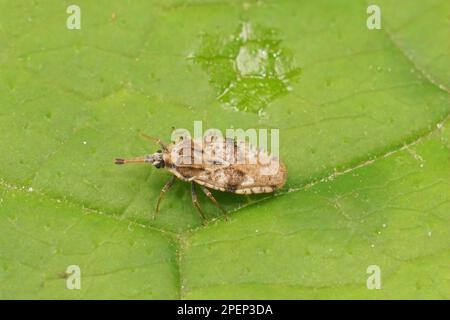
[0,0,449,299]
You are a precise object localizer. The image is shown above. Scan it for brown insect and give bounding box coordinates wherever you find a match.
[115,134,287,223]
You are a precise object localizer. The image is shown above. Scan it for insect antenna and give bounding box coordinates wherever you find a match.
[114,157,147,165]
[139,132,168,151]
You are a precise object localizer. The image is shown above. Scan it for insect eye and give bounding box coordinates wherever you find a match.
[155,161,165,169]
[157,149,162,153]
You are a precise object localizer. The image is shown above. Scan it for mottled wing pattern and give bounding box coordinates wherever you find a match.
[164,137,287,194]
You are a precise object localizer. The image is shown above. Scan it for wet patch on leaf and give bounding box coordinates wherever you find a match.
[192,22,301,114]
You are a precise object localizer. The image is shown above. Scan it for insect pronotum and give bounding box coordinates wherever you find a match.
[115,133,287,223]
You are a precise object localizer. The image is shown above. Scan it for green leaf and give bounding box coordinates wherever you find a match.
[0,0,449,299]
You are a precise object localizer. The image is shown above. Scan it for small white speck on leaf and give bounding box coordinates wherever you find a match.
[28,187,33,192]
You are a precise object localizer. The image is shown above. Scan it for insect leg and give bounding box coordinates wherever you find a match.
[200,186,228,221]
[191,182,207,224]
[154,175,177,218]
